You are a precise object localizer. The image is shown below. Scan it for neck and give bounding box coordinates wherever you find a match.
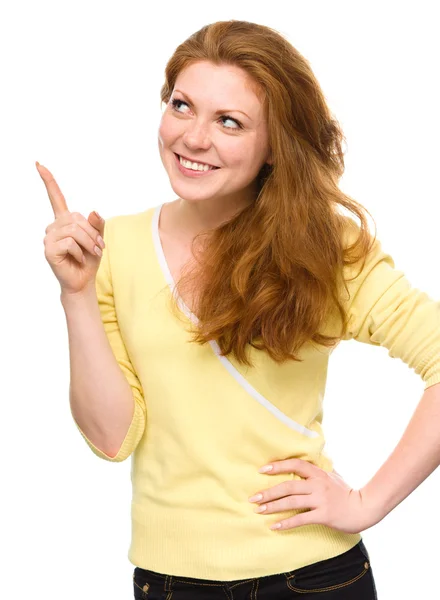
[173,188,258,240]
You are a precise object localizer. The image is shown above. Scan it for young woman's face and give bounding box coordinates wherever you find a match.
[158,60,271,207]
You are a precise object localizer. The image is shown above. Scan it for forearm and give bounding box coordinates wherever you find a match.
[361,381,440,523]
[61,286,134,457]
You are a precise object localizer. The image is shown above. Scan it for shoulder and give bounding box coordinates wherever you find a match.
[106,208,154,230]
[339,215,366,247]
[103,207,156,243]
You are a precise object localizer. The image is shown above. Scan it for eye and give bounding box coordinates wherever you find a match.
[170,98,189,114]
[221,116,242,130]
[169,98,243,130]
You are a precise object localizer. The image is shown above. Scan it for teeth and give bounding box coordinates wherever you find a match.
[179,155,216,171]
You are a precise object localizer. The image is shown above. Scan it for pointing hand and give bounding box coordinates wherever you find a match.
[38,162,106,296]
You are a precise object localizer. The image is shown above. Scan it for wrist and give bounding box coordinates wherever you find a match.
[359,484,389,526]
[60,284,97,308]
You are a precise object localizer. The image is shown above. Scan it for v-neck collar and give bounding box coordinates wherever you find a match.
[151,202,199,324]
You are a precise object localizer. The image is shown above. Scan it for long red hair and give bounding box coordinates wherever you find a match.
[160,20,376,367]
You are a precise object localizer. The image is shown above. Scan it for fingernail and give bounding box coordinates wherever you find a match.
[248,493,263,502]
[259,465,273,473]
[94,211,104,221]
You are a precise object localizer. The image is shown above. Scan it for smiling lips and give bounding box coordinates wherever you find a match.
[175,152,220,169]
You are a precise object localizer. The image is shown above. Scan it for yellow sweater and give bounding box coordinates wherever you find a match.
[74,202,440,580]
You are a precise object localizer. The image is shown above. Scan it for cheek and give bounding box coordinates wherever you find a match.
[232,148,259,170]
[158,115,181,145]
[219,140,251,166]
[240,140,268,170]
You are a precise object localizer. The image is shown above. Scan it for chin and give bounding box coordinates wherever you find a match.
[171,189,217,204]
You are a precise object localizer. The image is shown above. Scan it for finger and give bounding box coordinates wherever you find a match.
[254,494,314,515]
[87,211,106,239]
[71,212,105,249]
[36,162,69,218]
[249,480,312,504]
[55,236,86,265]
[50,222,103,258]
[46,211,105,246]
[270,509,318,531]
[260,458,319,478]
[47,212,105,249]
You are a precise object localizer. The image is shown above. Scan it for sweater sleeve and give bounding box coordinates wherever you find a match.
[73,217,147,462]
[340,219,440,390]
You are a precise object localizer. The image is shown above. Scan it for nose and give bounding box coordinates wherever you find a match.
[182,120,212,151]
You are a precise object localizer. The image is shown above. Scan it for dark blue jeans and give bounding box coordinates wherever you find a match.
[132,539,378,598]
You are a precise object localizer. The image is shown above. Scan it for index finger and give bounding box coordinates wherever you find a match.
[36,161,69,218]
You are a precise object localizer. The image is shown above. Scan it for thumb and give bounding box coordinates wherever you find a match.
[88,211,105,237]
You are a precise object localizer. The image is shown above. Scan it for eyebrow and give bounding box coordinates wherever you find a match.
[173,89,252,121]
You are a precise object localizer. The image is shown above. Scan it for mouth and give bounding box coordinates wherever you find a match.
[174,153,220,169]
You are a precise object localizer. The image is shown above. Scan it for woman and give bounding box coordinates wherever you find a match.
[39,20,440,599]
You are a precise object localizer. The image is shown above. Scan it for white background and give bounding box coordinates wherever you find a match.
[1,1,439,598]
